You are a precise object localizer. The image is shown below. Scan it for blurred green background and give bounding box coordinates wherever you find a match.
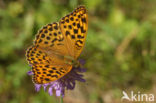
[0,0,156,103]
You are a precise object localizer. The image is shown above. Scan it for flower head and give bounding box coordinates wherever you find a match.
[27,60,86,97]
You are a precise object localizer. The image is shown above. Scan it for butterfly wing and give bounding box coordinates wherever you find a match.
[26,45,72,84]
[59,6,88,59]
[32,64,72,84]
[26,45,51,65]
[34,22,70,57]
[26,23,72,84]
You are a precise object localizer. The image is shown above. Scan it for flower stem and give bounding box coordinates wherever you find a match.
[60,96,63,103]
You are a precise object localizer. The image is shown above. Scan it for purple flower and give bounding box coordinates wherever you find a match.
[27,60,86,97]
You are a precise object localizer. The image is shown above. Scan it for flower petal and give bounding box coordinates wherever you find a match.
[43,83,49,91]
[56,89,61,96]
[48,86,53,96]
[79,59,85,65]
[27,71,33,75]
[35,84,41,92]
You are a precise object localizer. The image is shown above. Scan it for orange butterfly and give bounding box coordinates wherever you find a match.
[26,6,88,84]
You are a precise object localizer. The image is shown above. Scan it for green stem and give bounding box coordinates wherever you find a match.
[60,96,63,103]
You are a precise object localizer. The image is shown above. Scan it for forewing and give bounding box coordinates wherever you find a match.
[34,22,69,57]
[59,6,88,59]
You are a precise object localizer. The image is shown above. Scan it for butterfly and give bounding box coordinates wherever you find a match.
[26,6,88,84]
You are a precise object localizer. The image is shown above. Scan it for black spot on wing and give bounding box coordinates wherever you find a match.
[45,78,50,81]
[74,29,78,34]
[77,35,84,39]
[81,18,86,23]
[80,27,86,33]
[65,31,70,36]
[51,75,58,78]
[41,34,45,38]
